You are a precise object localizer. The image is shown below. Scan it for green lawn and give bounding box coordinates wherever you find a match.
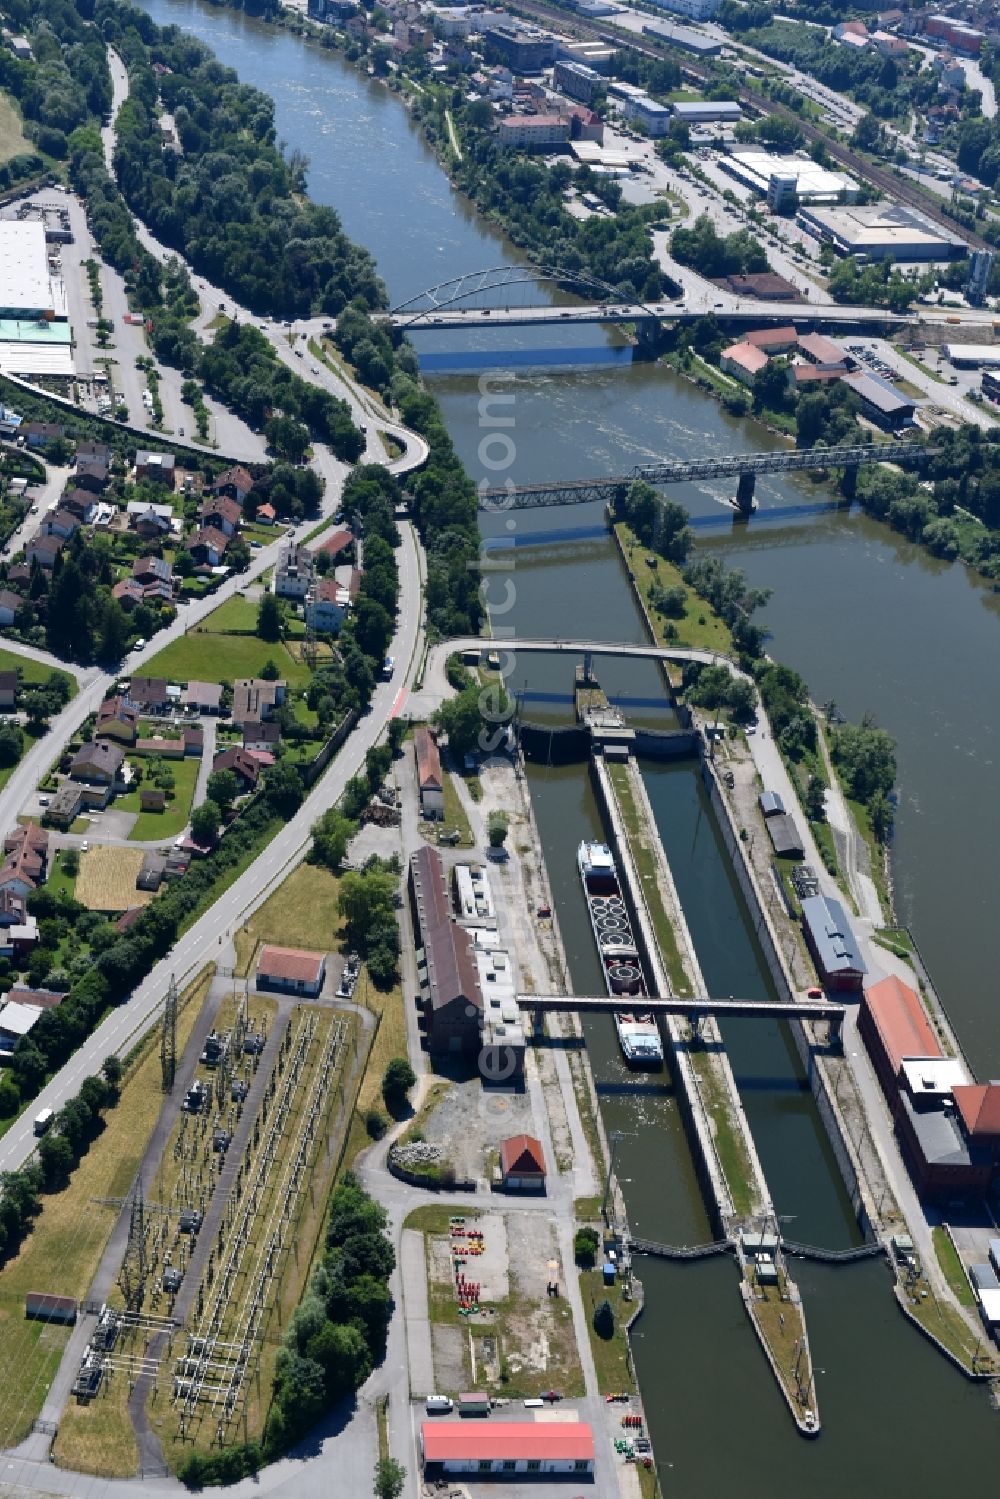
[45,849,78,900]
[932,1226,975,1310]
[616,523,732,656]
[0,89,29,165]
[199,593,260,634]
[116,754,201,840]
[0,649,75,698]
[141,631,311,688]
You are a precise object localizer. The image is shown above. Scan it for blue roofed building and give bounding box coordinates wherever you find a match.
[800,892,866,992]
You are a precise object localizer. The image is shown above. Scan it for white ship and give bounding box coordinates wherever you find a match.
[577,840,663,1069]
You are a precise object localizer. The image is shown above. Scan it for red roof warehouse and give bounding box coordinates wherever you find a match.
[421,1421,594,1476]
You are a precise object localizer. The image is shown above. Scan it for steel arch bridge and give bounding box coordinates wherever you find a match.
[387,264,663,328]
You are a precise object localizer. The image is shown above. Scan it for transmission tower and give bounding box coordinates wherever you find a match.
[161,974,178,1093]
[118,1184,149,1314]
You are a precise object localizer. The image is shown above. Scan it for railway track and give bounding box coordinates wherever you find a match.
[510,0,991,252]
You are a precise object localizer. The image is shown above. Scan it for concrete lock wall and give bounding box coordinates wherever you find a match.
[699,751,874,1236]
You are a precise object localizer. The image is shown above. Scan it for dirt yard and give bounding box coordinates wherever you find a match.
[75,846,153,911]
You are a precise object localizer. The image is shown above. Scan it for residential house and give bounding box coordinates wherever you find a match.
[4,985,62,1010]
[45,783,83,828]
[274,544,314,600]
[70,739,125,786]
[190,526,229,567]
[26,534,63,569]
[311,527,353,560]
[75,461,109,494]
[182,680,223,715]
[42,508,80,542]
[414,725,444,820]
[0,590,20,627]
[304,577,348,633]
[0,825,48,897]
[242,720,282,753]
[0,909,38,959]
[720,340,769,385]
[112,579,144,610]
[0,1000,43,1057]
[199,496,242,537]
[0,670,16,711]
[76,440,110,468]
[499,1134,546,1191]
[183,724,204,756]
[21,421,64,449]
[61,488,96,522]
[211,466,254,505]
[135,451,176,485]
[133,555,173,587]
[232,678,286,727]
[212,745,260,791]
[137,852,167,891]
[255,502,276,526]
[132,510,173,544]
[96,695,139,745]
[129,677,171,713]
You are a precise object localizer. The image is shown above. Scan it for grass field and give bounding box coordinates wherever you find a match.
[45,849,78,901]
[0,648,75,697]
[0,968,212,1452]
[115,755,200,841]
[198,593,259,634]
[615,522,732,656]
[76,846,152,912]
[141,632,310,689]
[0,90,29,166]
[233,862,343,977]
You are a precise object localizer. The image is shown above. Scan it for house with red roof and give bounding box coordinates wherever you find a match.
[499,1134,546,1191]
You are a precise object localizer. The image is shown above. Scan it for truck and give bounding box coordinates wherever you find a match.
[33,1107,54,1136]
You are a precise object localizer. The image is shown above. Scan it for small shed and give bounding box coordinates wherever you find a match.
[139,788,166,812]
[766,813,804,859]
[25,1292,77,1325]
[759,789,785,818]
[499,1134,546,1192]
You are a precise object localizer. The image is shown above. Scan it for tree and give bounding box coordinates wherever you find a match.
[593,1298,615,1339]
[751,358,790,415]
[257,590,283,642]
[206,769,239,811]
[0,722,24,768]
[311,808,356,873]
[374,1457,406,1499]
[574,1226,599,1266]
[868,788,892,843]
[487,811,508,849]
[382,1057,416,1116]
[190,799,221,845]
[804,774,826,823]
[61,847,80,877]
[387,717,406,756]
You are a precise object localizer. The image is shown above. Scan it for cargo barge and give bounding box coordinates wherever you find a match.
[577,840,664,1069]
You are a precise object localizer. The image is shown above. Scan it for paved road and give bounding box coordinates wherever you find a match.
[0,516,423,1181]
[1,462,72,562]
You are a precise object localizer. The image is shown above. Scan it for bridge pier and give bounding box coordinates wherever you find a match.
[840,464,858,502]
[735,471,757,516]
[634,318,664,360]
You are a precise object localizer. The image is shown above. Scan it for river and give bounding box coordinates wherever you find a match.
[137,0,1000,1483]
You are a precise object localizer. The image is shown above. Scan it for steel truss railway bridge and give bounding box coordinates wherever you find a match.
[479,441,938,515]
[521,992,846,1044]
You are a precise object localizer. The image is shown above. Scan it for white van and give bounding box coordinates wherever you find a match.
[425,1395,453,1414]
[33,1107,55,1136]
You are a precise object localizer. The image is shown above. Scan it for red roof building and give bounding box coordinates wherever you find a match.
[414,725,444,820]
[953,1085,1000,1143]
[499,1134,546,1190]
[859,975,941,1103]
[256,944,327,997]
[313,527,353,558]
[421,1421,594,1475]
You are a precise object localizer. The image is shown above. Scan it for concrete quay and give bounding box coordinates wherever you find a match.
[590,751,820,1435]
